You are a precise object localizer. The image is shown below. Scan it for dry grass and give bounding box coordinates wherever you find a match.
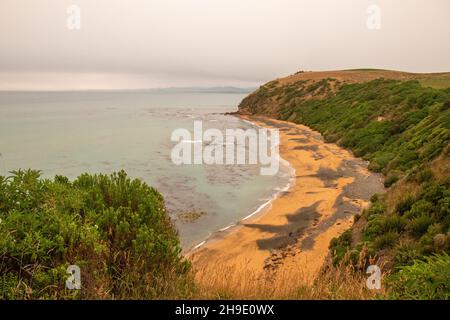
[384,151,449,214]
[430,151,450,180]
[418,74,450,89]
[384,181,422,214]
[276,69,450,87]
[192,260,386,300]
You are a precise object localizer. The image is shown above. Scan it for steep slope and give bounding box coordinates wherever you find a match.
[239,69,450,116]
[237,70,450,298]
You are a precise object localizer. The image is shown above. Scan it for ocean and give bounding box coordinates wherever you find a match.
[0,91,293,250]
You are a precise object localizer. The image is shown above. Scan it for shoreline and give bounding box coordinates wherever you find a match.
[189,115,385,283]
[184,118,297,253]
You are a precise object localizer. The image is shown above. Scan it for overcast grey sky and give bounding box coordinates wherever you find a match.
[1,0,449,90]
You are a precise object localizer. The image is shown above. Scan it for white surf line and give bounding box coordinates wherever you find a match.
[192,240,206,250]
[189,225,231,252]
[239,116,297,222]
[219,224,236,232]
[241,172,296,222]
[239,118,257,126]
[241,199,273,221]
[189,171,296,252]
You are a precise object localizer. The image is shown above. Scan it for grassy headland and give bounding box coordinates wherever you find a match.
[238,69,450,299]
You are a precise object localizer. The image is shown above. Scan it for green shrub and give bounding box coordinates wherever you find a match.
[395,196,416,215]
[329,230,353,265]
[416,169,434,183]
[366,201,386,217]
[436,197,450,221]
[405,199,433,219]
[388,253,450,299]
[370,193,380,203]
[381,215,407,233]
[384,175,399,188]
[0,170,191,299]
[408,215,434,238]
[363,216,384,240]
[394,242,423,266]
[423,183,449,204]
[442,101,450,111]
[374,231,399,250]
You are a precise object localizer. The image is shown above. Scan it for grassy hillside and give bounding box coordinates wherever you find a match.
[238,70,450,299]
[0,170,192,299]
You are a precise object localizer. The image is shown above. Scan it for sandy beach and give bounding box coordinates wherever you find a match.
[189,115,385,285]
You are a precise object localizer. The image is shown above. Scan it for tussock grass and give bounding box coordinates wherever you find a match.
[192,261,386,300]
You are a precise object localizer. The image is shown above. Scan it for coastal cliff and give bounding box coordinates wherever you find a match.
[236,69,450,298]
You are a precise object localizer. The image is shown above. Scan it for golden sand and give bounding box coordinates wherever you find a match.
[189,116,384,285]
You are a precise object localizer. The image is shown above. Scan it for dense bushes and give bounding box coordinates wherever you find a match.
[388,253,450,299]
[329,172,450,297]
[351,178,450,262]
[278,79,450,176]
[0,170,191,299]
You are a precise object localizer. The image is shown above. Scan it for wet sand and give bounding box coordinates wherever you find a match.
[189,115,384,283]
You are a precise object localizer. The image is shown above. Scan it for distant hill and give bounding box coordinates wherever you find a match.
[145,86,257,94]
[272,69,450,88]
[239,69,450,117]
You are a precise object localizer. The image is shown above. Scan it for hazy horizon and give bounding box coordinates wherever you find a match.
[0,85,257,93]
[1,0,449,90]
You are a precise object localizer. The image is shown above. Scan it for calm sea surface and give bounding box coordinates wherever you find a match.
[0,91,291,249]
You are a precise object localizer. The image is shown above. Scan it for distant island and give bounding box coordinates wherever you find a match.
[144,86,257,94]
[0,86,257,94]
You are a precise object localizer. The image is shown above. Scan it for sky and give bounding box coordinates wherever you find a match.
[0,0,449,90]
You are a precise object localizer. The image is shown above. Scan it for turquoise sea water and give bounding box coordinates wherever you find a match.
[0,91,292,250]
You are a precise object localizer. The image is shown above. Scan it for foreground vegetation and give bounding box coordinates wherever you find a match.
[193,261,385,300]
[0,170,192,299]
[0,170,381,300]
[239,74,450,299]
